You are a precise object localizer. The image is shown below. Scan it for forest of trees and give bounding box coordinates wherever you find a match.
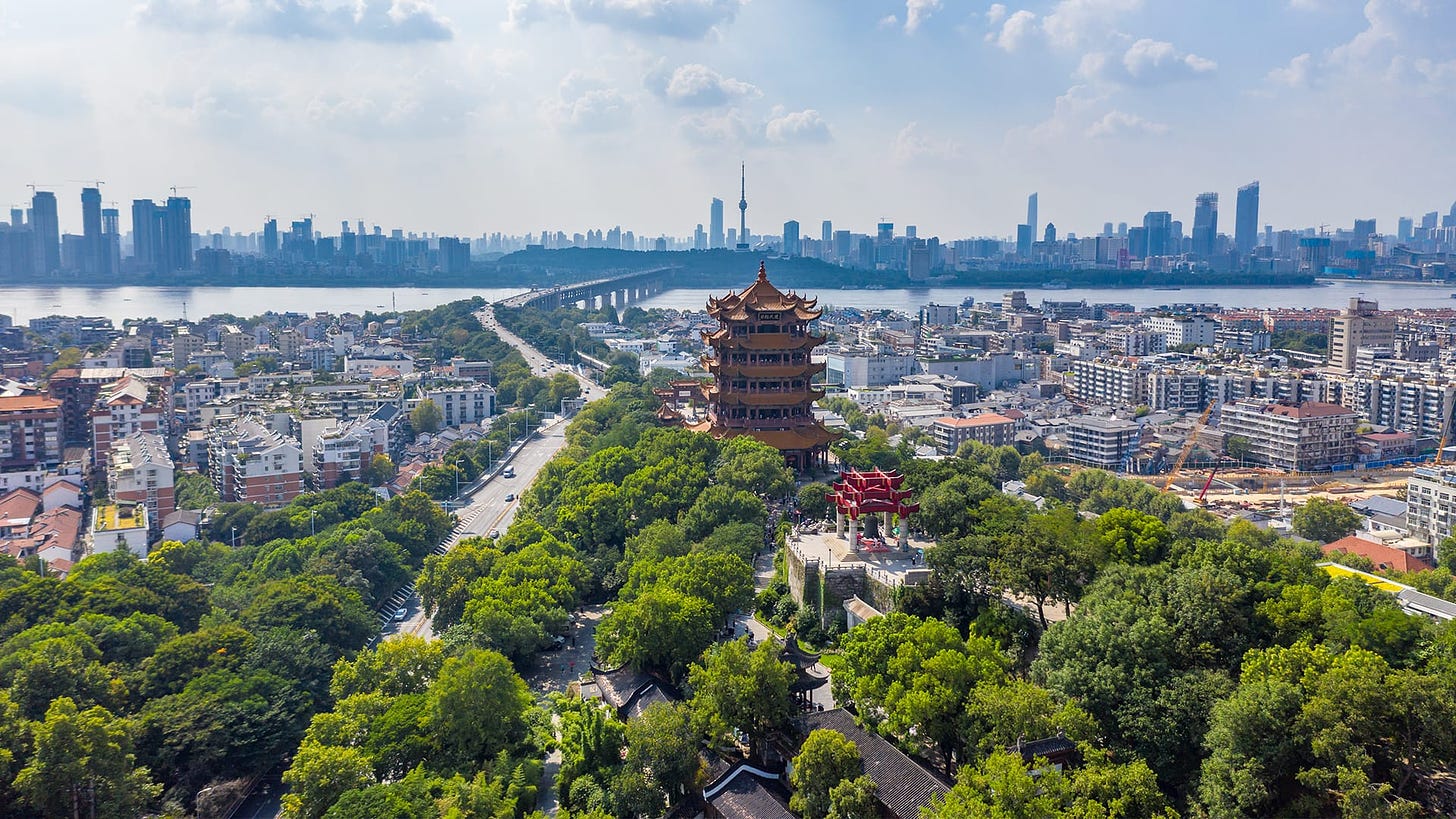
[0,482,453,817]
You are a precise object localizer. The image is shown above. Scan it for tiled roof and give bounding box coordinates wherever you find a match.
[707,769,792,819]
[0,396,61,412]
[936,413,1015,428]
[1264,400,1355,419]
[793,709,951,819]
[1323,535,1430,573]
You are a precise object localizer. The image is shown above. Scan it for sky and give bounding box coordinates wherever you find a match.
[1,0,1454,241]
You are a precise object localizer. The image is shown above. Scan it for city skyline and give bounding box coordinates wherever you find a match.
[1,1,1454,238]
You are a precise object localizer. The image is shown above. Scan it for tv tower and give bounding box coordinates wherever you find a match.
[736,162,749,251]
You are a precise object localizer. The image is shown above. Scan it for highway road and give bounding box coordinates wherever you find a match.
[384,302,603,642]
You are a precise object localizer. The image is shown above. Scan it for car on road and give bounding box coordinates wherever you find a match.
[488,528,499,539]
[504,492,515,502]
[547,635,567,650]
[392,607,408,622]
[503,467,515,478]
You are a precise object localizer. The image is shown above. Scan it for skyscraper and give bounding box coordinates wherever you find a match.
[262,218,279,256]
[1143,211,1172,257]
[101,207,119,277]
[783,220,800,256]
[162,196,193,273]
[709,198,725,249]
[1192,192,1218,257]
[1103,222,1114,237]
[1353,219,1376,243]
[80,187,105,275]
[1398,217,1414,242]
[1235,181,1259,255]
[131,200,163,273]
[1026,193,1038,241]
[29,190,59,275]
[736,165,749,251]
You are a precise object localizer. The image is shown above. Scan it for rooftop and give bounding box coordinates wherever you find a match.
[936,412,1015,428]
[93,503,147,532]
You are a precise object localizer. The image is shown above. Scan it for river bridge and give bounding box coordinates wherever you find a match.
[498,266,675,311]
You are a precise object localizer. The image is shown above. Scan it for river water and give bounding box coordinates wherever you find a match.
[1,280,1453,324]
[636,280,1456,314]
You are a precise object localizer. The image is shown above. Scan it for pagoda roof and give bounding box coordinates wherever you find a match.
[704,331,824,351]
[780,634,821,667]
[712,390,824,406]
[723,427,839,451]
[706,262,822,319]
[709,363,827,379]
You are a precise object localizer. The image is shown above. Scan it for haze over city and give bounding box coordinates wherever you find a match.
[3,0,1455,237]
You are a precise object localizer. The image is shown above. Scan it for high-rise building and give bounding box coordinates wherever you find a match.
[783,220,800,256]
[7,208,21,228]
[262,218,279,256]
[1330,298,1395,371]
[162,197,193,273]
[1235,181,1259,255]
[81,187,105,275]
[736,164,749,251]
[131,200,163,273]
[709,198,725,249]
[1398,217,1414,242]
[1353,219,1376,243]
[1142,211,1172,257]
[1044,223,1056,243]
[1103,222,1114,236]
[1026,193,1038,241]
[821,220,832,247]
[1016,224,1033,258]
[29,190,59,275]
[101,207,120,276]
[1192,192,1218,257]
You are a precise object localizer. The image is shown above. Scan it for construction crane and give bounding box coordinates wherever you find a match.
[67,179,105,189]
[169,186,197,196]
[25,183,59,194]
[1163,400,1218,493]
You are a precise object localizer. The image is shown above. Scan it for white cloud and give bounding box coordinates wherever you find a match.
[878,14,899,29]
[1266,52,1312,87]
[904,0,942,33]
[988,9,1037,51]
[765,109,831,144]
[509,0,745,39]
[545,72,632,132]
[892,121,959,164]
[986,3,1007,25]
[1086,109,1167,137]
[646,63,759,107]
[1040,0,1142,50]
[678,108,754,145]
[134,0,455,43]
[1076,39,1215,85]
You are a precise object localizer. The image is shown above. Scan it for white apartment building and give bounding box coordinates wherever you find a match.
[1407,467,1456,549]
[418,383,496,428]
[1065,415,1142,469]
[1143,314,1218,347]
[1219,399,1357,471]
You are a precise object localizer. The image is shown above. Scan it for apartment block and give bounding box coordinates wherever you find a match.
[108,431,174,538]
[1144,314,1218,347]
[0,396,63,471]
[418,383,496,428]
[208,418,304,507]
[931,413,1017,455]
[90,374,165,467]
[1219,399,1357,471]
[1065,415,1142,469]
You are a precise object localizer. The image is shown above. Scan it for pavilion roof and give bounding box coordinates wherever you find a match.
[706,262,822,320]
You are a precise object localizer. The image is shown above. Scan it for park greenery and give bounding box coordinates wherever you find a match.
[0,482,453,817]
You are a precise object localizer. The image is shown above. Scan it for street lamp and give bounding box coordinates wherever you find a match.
[230,527,237,548]
[310,509,317,537]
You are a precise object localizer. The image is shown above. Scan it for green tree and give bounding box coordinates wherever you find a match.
[624,702,703,805]
[1225,434,1253,461]
[597,588,715,677]
[826,775,878,819]
[329,636,444,699]
[714,436,795,499]
[1291,497,1361,543]
[281,742,375,819]
[14,697,161,819]
[679,484,767,541]
[360,454,397,487]
[175,471,219,511]
[410,399,444,435]
[426,649,531,770]
[1093,507,1171,565]
[796,481,834,522]
[991,506,1092,626]
[789,729,862,819]
[688,638,794,760]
